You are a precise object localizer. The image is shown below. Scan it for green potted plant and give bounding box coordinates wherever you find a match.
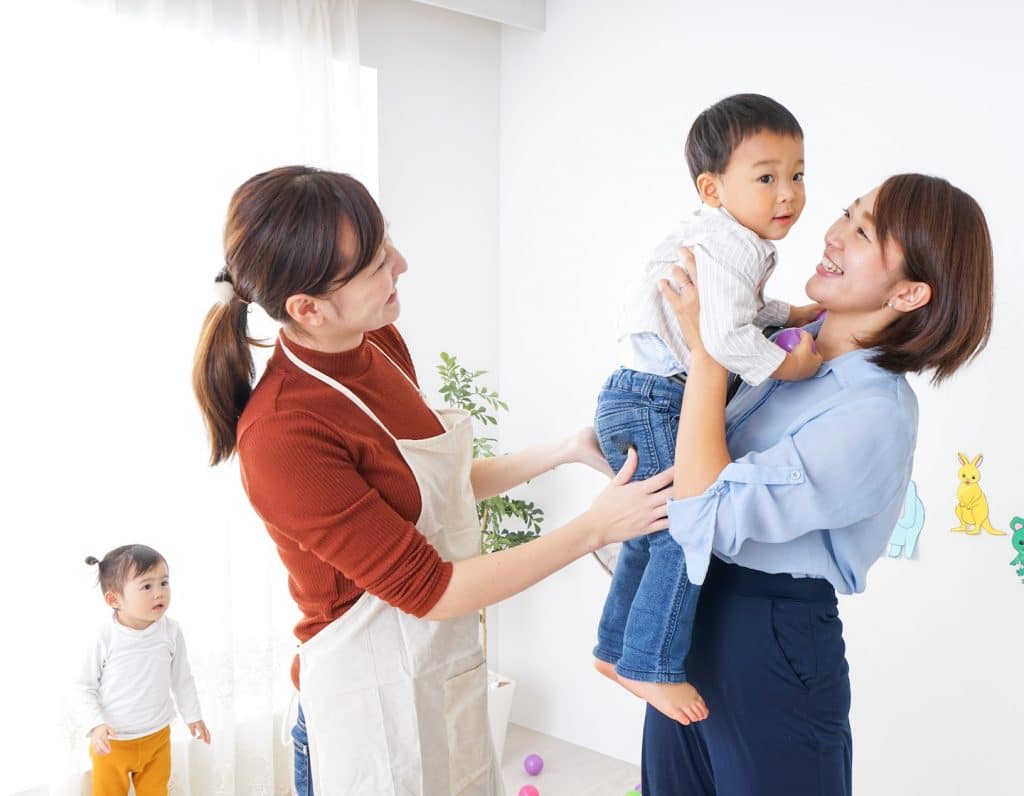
[436,351,544,757]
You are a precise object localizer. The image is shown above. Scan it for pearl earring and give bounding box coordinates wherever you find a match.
[885,299,895,309]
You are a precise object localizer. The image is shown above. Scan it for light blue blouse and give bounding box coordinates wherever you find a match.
[667,320,918,595]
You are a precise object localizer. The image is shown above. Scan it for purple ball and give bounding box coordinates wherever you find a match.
[523,753,544,776]
[774,327,816,353]
[518,786,540,796]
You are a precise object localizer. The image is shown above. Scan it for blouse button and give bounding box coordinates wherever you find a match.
[790,470,802,481]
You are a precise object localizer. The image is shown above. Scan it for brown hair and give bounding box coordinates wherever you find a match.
[193,166,385,465]
[86,545,166,595]
[685,93,803,185]
[867,174,993,383]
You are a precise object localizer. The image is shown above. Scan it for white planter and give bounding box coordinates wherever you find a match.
[487,670,516,761]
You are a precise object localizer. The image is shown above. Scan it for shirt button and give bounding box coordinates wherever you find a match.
[790,470,802,481]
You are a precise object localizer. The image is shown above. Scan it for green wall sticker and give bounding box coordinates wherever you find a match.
[1009,517,1024,581]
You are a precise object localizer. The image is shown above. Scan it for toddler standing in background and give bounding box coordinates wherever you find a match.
[78,544,210,795]
[593,94,823,723]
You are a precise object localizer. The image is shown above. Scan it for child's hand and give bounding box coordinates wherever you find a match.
[787,302,825,327]
[189,720,211,744]
[772,332,823,381]
[90,724,116,755]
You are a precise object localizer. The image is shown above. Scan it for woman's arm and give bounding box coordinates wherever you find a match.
[470,427,613,501]
[667,395,915,589]
[672,348,732,499]
[424,450,670,620]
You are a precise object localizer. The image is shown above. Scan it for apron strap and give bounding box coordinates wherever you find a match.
[365,341,445,427]
[278,334,444,435]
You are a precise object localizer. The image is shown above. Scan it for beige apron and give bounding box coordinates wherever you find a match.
[281,336,503,796]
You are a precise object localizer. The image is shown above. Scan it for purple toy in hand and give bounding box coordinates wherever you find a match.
[774,327,816,354]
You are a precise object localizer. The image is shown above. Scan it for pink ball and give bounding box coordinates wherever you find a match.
[518,786,540,796]
[523,753,544,776]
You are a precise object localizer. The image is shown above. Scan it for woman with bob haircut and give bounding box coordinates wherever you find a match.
[635,174,994,795]
[192,166,671,795]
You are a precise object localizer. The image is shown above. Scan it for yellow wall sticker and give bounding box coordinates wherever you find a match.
[950,452,1005,536]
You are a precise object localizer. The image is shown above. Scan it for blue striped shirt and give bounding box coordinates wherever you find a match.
[667,321,918,595]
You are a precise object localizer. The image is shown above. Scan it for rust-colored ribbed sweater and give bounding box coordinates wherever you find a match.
[237,325,453,688]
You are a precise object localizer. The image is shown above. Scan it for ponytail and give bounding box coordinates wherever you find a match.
[192,296,261,465]
[193,166,385,466]
[86,545,166,594]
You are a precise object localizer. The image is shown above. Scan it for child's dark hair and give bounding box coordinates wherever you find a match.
[684,93,803,185]
[85,545,166,594]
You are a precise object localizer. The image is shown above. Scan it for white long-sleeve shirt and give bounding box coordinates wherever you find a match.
[77,614,203,739]
[620,205,791,386]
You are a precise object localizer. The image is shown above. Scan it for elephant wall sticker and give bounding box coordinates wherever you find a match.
[888,479,926,559]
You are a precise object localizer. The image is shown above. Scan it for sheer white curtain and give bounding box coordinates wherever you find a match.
[0,1,373,793]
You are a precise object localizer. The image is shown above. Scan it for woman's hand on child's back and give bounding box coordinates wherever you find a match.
[659,251,703,352]
[189,720,212,744]
[89,724,115,755]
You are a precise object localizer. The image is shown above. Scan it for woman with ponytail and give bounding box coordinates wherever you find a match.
[193,166,670,796]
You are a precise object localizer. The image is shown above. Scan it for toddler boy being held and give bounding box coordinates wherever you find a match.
[593,94,822,724]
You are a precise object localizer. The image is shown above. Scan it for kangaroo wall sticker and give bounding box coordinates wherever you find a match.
[950,452,1005,536]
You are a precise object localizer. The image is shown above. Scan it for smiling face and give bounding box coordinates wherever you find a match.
[806,187,908,313]
[284,224,409,352]
[703,131,806,240]
[319,232,407,336]
[107,562,170,630]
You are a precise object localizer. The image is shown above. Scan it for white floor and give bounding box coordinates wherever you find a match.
[500,723,641,796]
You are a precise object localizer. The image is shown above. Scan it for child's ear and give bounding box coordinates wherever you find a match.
[104,591,121,610]
[696,173,722,207]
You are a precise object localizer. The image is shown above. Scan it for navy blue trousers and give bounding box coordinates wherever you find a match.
[641,557,852,796]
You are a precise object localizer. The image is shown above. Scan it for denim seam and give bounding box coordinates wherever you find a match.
[614,662,687,683]
[666,582,698,680]
[655,564,691,674]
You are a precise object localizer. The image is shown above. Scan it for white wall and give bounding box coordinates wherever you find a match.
[495,1,1023,793]
[360,0,501,395]
[410,0,545,30]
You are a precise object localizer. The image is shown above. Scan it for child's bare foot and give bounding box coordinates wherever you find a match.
[616,675,709,725]
[594,658,619,683]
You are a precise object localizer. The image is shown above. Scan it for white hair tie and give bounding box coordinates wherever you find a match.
[214,269,241,306]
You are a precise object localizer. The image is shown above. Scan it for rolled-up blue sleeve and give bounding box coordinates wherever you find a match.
[668,397,914,585]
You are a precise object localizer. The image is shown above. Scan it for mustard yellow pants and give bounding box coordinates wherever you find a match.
[90,725,171,796]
